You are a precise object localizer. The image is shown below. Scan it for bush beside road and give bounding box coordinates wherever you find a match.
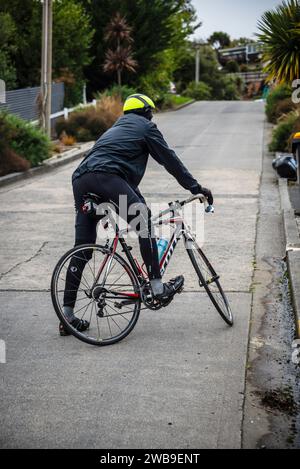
[0,111,51,176]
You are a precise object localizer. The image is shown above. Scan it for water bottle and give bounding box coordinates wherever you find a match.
[157,238,169,261]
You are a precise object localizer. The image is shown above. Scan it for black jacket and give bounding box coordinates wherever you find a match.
[72,113,198,192]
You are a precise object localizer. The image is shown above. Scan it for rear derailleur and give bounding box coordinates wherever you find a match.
[90,285,107,317]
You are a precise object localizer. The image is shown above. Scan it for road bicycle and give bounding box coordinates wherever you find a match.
[51,194,233,346]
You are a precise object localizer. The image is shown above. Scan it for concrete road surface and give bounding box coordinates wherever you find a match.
[0,101,265,448]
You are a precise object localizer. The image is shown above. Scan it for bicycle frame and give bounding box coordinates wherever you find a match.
[97,196,202,298]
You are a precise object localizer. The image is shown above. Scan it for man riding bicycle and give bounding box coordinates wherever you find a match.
[61,93,213,336]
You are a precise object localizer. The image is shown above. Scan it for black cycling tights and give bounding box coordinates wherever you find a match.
[64,172,161,308]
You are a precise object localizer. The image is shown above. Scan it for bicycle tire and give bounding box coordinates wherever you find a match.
[184,236,233,326]
[51,244,141,346]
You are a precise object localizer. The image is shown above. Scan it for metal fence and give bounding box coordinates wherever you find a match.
[0,82,64,121]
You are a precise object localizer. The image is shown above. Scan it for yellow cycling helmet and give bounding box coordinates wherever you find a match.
[123,94,155,113]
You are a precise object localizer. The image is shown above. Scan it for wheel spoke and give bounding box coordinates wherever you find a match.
[187,240,233,325]
[79,298,93,322]
[83,250,96,283]
[73,299,93,316]
[105,298,135,313]
[106,311,113,338]
[108,313,123,332]
[105,302,131,321]
[95,301,101,342]
[107,269,127,288]
[93,250,96,281]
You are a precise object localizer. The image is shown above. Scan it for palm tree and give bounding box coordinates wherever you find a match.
[208,31,231,50]
[257,0,300,84]
[103,12,137,86]
[104,12,133,47]
[103,47,137,86]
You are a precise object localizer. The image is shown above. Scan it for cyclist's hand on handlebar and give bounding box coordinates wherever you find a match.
[200,186,213,206]
[192,184,214,206]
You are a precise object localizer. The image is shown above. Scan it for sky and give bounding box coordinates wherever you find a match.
[191,0,281,41]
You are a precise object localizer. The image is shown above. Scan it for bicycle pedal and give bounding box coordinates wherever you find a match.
[177,287,184,294]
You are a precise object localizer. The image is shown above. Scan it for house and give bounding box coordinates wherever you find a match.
[218,43,263,65]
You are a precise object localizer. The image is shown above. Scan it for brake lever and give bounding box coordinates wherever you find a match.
[205,205,214,213]
[198,196,214,213]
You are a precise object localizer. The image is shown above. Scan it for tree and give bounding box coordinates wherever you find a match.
[208,31,231,49]
[78,0,200,95]
[103,13,137,86]
[104,12,133,46]
[230,37,253,47]
[174,42,241,100]
[257,0,300,84]
[225,60,240,73]
[0,0,94,105]
[52,0,94,105]
[0,0,200,99]
[0,1,41,89]
[0,12,17,89]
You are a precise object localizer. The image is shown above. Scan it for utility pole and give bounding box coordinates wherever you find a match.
[195,47,200,83]
[40,0,53,137]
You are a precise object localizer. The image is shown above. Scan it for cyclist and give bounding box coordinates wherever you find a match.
[61,93,213,335]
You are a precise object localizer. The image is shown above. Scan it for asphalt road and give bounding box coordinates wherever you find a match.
[0,101,265,449]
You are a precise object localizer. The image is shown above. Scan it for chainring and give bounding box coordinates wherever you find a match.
[141,284,174,310]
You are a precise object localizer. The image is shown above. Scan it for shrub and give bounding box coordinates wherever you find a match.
[76,128,93,142]
[60,132,77,146]
[182,81,212,100]
[265,84,292,123]
[96,95,123,127]
[221,75,241,100]
[9,121,51,166]
[0,146,30,177]
[138,68,171,105]
[225,60,240,73]
[98,85,136,102]
[56,109,106,141]
[288,115,300,150]
[185,72,241,101]
[240,64,249,73]
[55,107,95,138]
[269,112,298,152]
[272,98,298,122]
[55,95,122,141]
[160,94,193,110]
[0,111,51,168]
[223,82,240,100]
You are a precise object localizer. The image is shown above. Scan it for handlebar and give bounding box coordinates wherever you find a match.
[152,194,214,223]
[177,194,214,213]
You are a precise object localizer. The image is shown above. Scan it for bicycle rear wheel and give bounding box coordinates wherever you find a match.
[51,244,141,346]
[184,236,233,326]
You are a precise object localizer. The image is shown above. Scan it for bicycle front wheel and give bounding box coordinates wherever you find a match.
[184,236,233,326]
[51,244,141,346]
